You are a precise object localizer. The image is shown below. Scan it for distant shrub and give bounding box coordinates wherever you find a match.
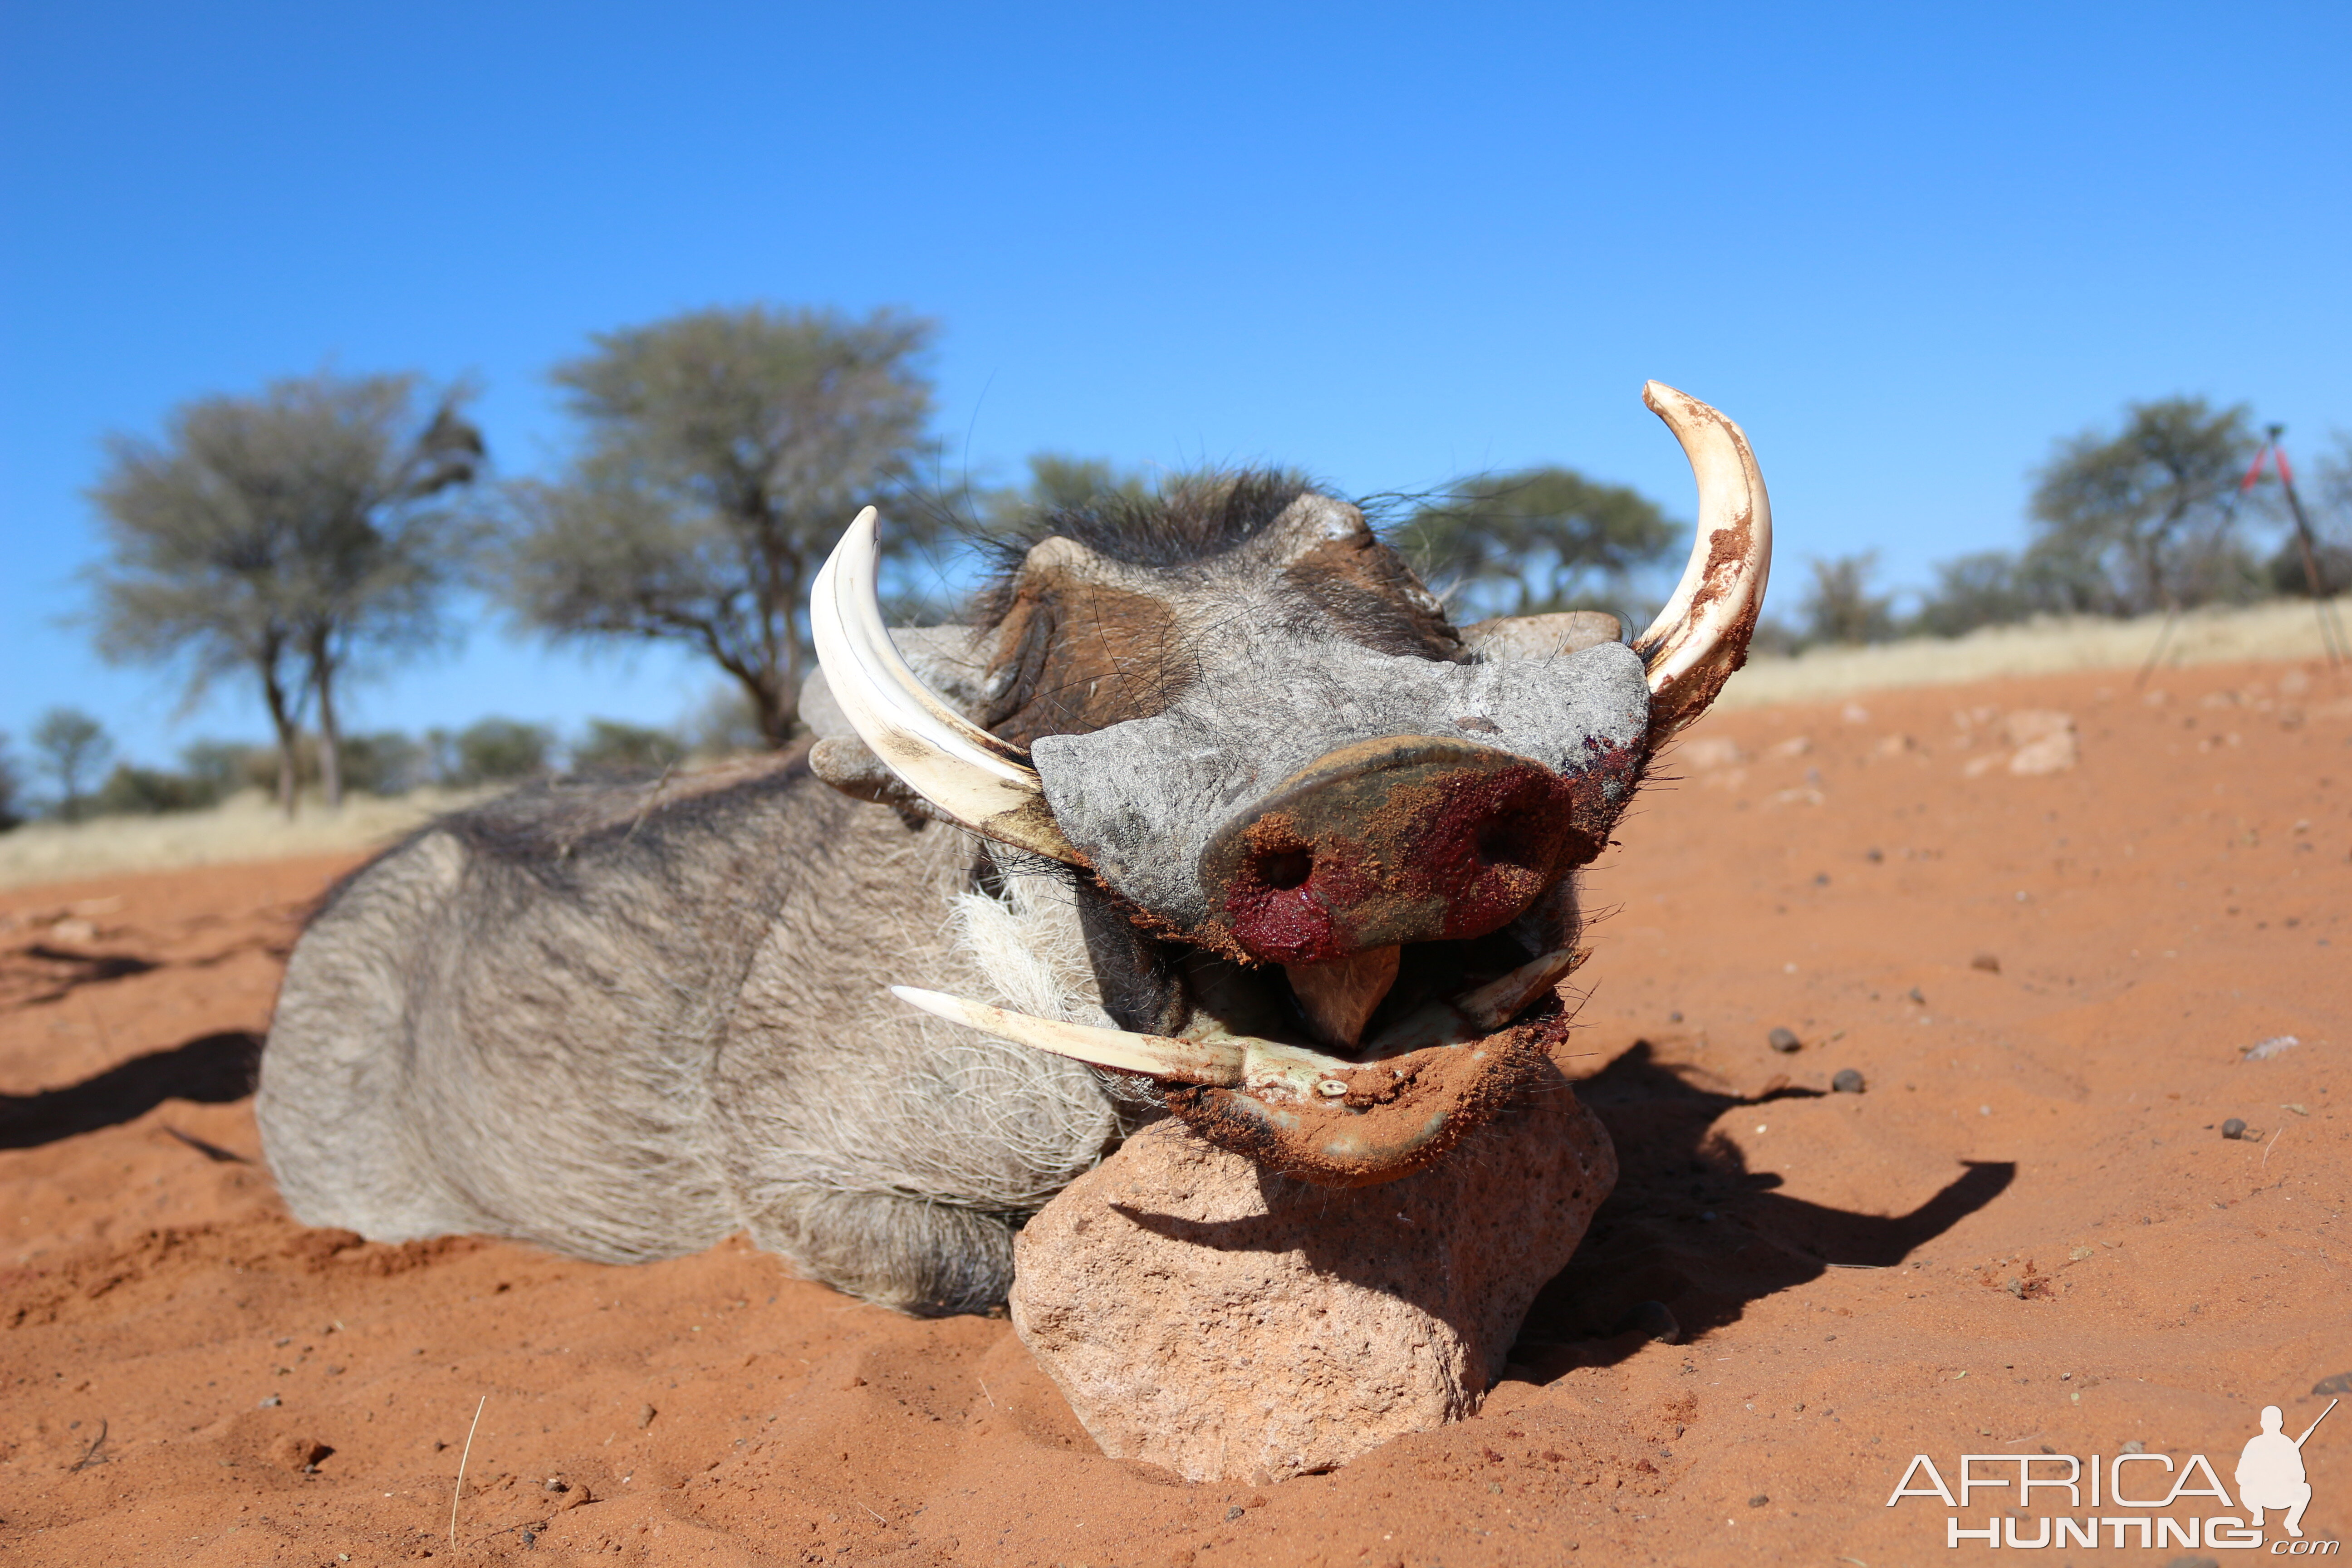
[92,762,219,816]
[439,718,554,786]
[572,719,686,776]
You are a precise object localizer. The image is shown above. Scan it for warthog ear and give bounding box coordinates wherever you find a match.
[1461,611,1625,662]
[1260,493,1373,564]
[1631,382,1773,742]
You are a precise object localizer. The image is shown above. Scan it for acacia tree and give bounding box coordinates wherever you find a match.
[1392,467,1676,624]
[2027,397,2260,614]
[1798,552,1897,646]
[497,305,939,746]
[30,708,112,822]
[88,372,483,813]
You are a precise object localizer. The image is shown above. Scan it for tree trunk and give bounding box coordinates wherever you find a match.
[751,670,794,749]
[312,640,344,809]
[260,665,301,821]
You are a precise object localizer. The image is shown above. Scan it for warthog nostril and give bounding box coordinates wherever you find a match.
[1255,848,1313,890]
[1475,825,1536,869]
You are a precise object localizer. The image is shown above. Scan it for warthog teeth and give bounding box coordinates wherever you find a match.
[889,986,1246,1086]
[1454,946,1589,1031]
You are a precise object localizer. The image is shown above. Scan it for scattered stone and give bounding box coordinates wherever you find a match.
[1748,1494,1769,1508]
[1667,1010,1683,1023]
[1970,953,2001,974]
[2221,1119,2248,1140]
[636,1403,657,1429]
[1009,1077,1616,1483]
[2313,1372,2352,1397]
[1764,736,1812,760]
[1768,1027,1802,1054]
[1832,1068,1866,1094]
[1614,1301,1682,1345]
[1677,736,1745,770]
[267,1435,330,1471]
[2122,1440,2145,1454]
[1865,846,1885,862]
[2242,1035,2300,1061]
[2004,710,2080,776]
[257,1395,280,1409]
[1908,987,1926,1005]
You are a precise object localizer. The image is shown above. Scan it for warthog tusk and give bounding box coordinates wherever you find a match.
[890,987,1248,1086]
[812,509,1084,862]
[1633,382,1773,740]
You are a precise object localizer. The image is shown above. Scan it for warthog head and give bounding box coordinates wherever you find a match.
[810,382,1769,1186]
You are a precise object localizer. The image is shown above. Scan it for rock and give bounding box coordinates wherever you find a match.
[1833,1068,1866,1094]
[1971,953,2001,974]
[1768,1027,1802,1054]
[2243,1035,2300,1061]
[2004,710,2079,776]
[267,1435,330,1471]
[1009,1073,1615,1483]
[2221,1118,2249,1140]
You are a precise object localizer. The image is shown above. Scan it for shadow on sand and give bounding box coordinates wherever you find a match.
[0,1029,262,1151]
[1512,1039,2013,1366]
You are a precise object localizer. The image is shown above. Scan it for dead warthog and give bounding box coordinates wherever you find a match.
[258,382,1770,1314]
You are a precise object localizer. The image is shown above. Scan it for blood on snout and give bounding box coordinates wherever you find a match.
[1201,738,1587,966]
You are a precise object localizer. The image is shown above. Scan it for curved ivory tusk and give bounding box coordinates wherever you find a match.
[1631,382,1773,740]
[811,509,1084,862]
[890,986,1247,1086]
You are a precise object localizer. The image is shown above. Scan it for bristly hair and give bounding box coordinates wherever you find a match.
[970,469,1316,627]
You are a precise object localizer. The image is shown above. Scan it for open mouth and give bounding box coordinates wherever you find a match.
[893,926,1586,1186]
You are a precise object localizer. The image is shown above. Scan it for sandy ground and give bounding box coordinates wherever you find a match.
[1,659,2347,1567]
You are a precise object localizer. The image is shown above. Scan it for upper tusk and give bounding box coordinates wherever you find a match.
[811,509,1084,862]
[1630,382,1773,741]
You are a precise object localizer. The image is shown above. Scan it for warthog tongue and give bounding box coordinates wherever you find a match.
[890,945,1586,1186]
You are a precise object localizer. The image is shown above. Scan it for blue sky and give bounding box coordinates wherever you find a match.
[4,1,2347,771]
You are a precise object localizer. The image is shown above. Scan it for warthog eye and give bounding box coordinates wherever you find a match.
[1254,848,1313,890]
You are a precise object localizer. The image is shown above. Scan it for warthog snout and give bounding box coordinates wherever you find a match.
[1200,736,1579,967]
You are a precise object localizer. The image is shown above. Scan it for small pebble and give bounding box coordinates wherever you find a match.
[1907,986,1926,1004]
[2220,1118,2248,1140]
[1971,952,2001,974]
[1768,1027,1802,1054]
[1747,1494,1769,1508]
[2122,1440,2145,1454]
[1833,1068,1866,1094]
[1668,1010,1683,1023]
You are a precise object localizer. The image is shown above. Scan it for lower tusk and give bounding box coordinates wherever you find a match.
[1456,946,1588,1031]
[1284,945,1401,1051]
[890,986,1245,1086]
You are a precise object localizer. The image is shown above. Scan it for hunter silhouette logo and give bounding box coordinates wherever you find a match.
[1885,1394,2338,1552]
[2243,1400,2336,1539]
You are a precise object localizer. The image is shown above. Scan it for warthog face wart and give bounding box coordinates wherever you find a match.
[812,382,1770,1186]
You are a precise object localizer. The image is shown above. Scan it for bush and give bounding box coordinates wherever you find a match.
[437,719,554,786]
[92,763,219,816]
[572,719,686,776]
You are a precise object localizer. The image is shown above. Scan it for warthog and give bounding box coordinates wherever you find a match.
[257,382,1770,1315]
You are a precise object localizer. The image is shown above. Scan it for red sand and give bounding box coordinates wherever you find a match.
[2,661,2346,1567]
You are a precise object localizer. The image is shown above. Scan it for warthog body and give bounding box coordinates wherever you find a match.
[260,386,1770,1315]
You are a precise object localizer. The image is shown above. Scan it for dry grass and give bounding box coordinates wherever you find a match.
[1715,597,2342,710]
[0,786,493,891]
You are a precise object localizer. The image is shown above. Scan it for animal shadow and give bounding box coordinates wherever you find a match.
[1515,1039,2013,1361]
[0,1029,263,1150]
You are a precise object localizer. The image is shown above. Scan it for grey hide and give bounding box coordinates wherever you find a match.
[258,755,1123,1315]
